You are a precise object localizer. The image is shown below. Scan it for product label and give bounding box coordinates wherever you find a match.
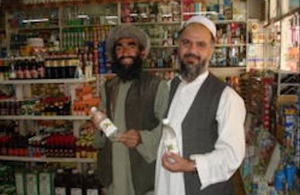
[15,173,25,195]
[87,189,99,195]
[164,139,179,154]
[71,188,83,195]
[99,118,118,137]
[55,187,66,195]
[26,174,38,195]
[39,173,51,195]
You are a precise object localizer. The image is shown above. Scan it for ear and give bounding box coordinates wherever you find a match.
[140,50,147,61]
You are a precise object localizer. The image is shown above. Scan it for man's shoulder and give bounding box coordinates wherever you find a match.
[105,76,120,86]
[140,72,162,83]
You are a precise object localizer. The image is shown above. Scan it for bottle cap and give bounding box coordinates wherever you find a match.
[90,107,98,114]
[57,169,64,173]
[162,118,170,125]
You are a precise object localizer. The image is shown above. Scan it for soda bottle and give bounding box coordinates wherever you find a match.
[90,107,118,139]
[54,169,68,195]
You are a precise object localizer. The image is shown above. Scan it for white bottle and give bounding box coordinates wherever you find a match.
[162,118,179,154]
[90,107,118,138]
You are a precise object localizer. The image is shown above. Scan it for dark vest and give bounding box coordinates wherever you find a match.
[169,74,234,195]
[99,73,161,195]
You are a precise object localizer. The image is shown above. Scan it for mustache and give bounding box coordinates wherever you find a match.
[183,53,201,61]
[118,56,135,61]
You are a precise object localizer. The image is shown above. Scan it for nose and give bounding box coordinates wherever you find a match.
[187,43,198,54]
[120,47,131,57]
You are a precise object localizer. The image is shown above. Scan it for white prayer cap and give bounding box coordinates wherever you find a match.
[181,15,216,39]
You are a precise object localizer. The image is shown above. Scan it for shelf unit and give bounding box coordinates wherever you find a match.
[0,0,251,76]
[0,77,97,167]
[0,0,251,168]
[277,71,300,96]
[240,1,300,193]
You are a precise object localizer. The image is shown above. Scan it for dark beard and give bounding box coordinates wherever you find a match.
[180,54,207,82]
[114,57,142,81]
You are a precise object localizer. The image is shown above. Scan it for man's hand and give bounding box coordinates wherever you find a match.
[162,152,196,173]
[118,129,141,149]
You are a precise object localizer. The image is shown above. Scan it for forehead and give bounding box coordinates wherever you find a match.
[180,23,213,41]
[116,37,138,45]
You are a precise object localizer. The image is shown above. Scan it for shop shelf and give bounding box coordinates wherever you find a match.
[0,155,95,163]
[0,115,90,120]
[0,77,96,85]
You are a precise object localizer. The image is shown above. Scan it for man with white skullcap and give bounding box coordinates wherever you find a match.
[92,24,169,195]
[155,15,246,195]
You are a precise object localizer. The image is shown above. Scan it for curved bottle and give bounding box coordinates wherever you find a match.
[162,118,179,154]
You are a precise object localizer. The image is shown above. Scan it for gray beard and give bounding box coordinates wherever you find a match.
[180,59,208,82]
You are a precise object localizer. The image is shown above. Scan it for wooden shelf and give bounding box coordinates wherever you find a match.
[2,55,78,60]
[215,43,246,47]
[0,77,96,85]
[128,21,181,25]
[0,115,91,120]
[143,67,177,72]
[265,7,300,27]
[14,26,59,31]
[214,20,247,24]
[61,24,117,28]
[0,155,95,163]
[279,83,300,87]
[0,0,118,10]
[209,66,246,77]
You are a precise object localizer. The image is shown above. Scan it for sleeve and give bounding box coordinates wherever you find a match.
[136,80,170,163]
[92,81,107,149]
[190,87,246,190]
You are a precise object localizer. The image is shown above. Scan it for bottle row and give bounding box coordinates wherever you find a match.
[212,46,246,67]
[0,97,71,116]
[215,22,246,45]
[14,167,102,195]
[62,27,111,49]
[0,47,101,81]
[0,132,96,159]
[0,163,102,195]
[0,59,79,80]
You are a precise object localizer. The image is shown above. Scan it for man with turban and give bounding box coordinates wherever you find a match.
[92,25,169,195]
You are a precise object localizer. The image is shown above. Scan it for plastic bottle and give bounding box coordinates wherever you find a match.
[90,107,118,138]
[162,118,179,163]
